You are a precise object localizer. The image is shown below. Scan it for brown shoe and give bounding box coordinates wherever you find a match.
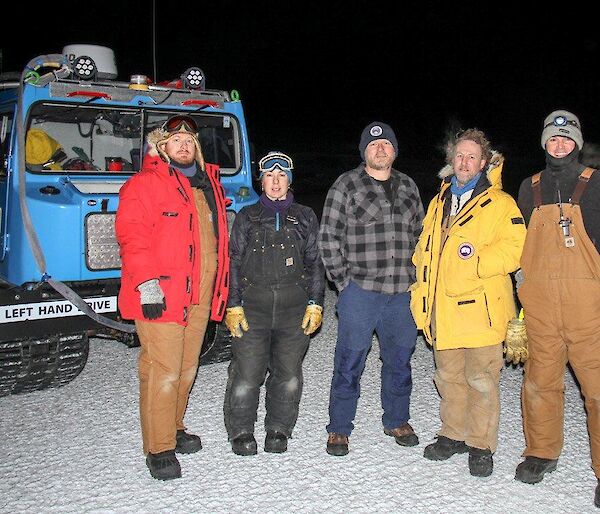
[384,423,419,447]
[326,433,349,456]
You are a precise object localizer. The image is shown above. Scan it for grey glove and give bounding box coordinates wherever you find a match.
[138,279,166,320]
[515,269,524,291]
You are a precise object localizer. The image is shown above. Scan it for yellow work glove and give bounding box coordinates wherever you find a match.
[301,304,323,335]
[504,308,528,365]
[224,306,249,338]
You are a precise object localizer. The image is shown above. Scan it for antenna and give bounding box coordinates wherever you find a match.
[152,0,157,82]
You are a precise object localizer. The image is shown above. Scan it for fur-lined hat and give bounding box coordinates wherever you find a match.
[146,115,205,169]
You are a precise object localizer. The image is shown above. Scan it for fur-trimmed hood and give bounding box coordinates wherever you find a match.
[438,151,504,189]
[146,127,205,169]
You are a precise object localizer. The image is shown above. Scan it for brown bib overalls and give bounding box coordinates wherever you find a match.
[136,188,217,454]
[518,168,600,477]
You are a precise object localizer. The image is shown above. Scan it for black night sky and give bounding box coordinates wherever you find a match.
[3,1,599,200]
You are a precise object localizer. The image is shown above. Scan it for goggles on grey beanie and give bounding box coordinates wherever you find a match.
[359,121,398,160]
[258,151,293,184]
[541,110,583,150]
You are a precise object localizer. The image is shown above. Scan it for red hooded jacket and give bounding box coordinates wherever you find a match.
[115,153,229,324]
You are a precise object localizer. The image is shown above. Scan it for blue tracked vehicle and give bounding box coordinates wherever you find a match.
[0,45,258,396]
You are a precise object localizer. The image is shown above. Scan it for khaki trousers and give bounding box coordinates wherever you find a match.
[433,344,503,452]
[136,302,210,454]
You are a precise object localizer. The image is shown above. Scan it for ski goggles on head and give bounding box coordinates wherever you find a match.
[162,115,198,135]
[258,152,293,173]
[544,115,580,129]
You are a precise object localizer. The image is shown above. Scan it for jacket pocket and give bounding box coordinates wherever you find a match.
[443,237,480,296]
[448,287,492,337]
[409,283,428,330]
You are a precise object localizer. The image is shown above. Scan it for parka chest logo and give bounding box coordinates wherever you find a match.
[458,242,475,259]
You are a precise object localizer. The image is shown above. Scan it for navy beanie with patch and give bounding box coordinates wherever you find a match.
[359,121,398,160]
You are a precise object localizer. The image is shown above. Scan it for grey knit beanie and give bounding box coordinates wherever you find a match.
[541,110,583,150]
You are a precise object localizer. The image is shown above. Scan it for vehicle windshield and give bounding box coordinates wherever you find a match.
[25,103,241,175]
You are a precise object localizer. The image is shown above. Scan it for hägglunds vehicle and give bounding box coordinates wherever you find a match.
[0,45,258,396]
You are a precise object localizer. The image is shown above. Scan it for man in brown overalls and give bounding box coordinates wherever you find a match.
[116,115,230,480]
[515,110,600,509]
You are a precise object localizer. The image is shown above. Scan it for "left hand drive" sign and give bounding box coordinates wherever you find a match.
[0,296,118,323]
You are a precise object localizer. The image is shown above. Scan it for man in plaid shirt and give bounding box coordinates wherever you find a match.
[319,121,425,456]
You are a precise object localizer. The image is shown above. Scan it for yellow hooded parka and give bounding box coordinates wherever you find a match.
[410,154,526,350]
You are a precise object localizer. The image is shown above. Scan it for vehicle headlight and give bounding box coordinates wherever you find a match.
[86,213,121,270]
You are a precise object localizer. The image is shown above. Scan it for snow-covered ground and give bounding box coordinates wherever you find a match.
[1,287,597,513]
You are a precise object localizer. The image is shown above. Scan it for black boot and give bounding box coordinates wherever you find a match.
[594,478,599,508]
[423,436,468,461]
[175,430,202,454]
[264,431,288,453]
[514,456,558,484]
[468,447,493,477]
[146,450,181,480]
[231,433,257,456]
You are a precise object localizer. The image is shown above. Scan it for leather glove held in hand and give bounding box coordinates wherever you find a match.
[301,304,323,335]
[504,309,528,365]
[138,279,166,320]
[225,306,249,338]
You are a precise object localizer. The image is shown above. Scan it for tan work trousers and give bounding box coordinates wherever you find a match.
[519,203,600,477]
[433,343,503,452]
[136,188,217,454]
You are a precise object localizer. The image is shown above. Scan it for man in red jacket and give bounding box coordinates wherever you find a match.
[116,115,229,481]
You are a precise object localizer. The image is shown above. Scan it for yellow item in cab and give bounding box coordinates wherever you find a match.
[25,128,65,170]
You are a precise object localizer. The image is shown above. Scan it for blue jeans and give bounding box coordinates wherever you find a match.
[326,281,417,436]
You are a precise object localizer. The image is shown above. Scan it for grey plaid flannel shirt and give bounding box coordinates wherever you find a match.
[319,164,424,294]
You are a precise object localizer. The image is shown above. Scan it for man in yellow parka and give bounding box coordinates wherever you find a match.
[410,128,526,477]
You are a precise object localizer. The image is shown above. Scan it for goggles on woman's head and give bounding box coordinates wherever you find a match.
[258,152,293,173]
[162,115,198,135]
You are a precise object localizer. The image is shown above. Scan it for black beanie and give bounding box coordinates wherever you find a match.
[358,121,398,160]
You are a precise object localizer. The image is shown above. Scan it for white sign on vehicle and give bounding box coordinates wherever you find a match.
[0,296,118,323]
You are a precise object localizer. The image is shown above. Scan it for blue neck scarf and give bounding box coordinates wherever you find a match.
[450,172,482,196]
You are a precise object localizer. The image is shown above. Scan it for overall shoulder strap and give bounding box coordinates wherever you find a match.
[531,172,543,208]
[571,167,596,204]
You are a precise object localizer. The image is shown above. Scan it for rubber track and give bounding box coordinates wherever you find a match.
[0,333,89,397]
